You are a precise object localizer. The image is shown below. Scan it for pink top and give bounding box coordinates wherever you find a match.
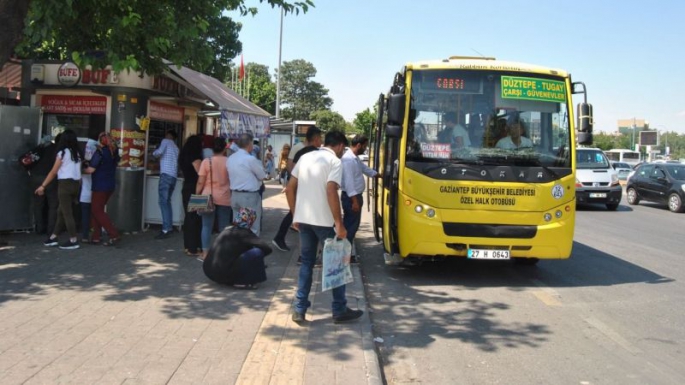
[198,156,231,207]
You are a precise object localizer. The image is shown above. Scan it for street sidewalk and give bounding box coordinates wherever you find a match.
[0,182,382,385]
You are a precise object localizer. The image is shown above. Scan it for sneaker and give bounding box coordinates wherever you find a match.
[43,237,59,247]
[291,310,306,324]
[289,225,299,233]
[155,231,171,240]
[297,255,302,265]
[272,239,291,252]
[59,240,80,250]
[333,307,364,324]
[314,258,322,267]
[350,255,359,264]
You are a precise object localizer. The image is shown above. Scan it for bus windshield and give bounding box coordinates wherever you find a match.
[407,69,572,170]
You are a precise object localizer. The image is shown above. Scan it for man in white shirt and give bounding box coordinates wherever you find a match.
[496,118,533,150]
[286,130,363,324]
[341,135,377,263]
[227,133,266,235]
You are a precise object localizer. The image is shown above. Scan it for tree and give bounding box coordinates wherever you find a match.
[242,62,277,115]
[352,108,375,137]
[310,110,348,133]
[278,59,332,120]
[2,0,314,80]
[0,0,30,67]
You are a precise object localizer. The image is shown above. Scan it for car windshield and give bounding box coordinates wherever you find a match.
[406,69,571,170]
[666,165,685,180]
[577,150,610,169]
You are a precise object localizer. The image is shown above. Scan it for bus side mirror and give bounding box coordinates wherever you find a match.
[386,125,402,139]
[387,93,406,125]
[577,102,593,145]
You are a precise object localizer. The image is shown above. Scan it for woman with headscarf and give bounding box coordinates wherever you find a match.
[35,129,83,249]
[84,132,121,246]
[179,135,203,256]
[202,207,273,289]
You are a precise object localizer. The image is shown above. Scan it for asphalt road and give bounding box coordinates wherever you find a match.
[356,198,685,385]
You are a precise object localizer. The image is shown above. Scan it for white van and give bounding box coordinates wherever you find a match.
[575,148,622,210]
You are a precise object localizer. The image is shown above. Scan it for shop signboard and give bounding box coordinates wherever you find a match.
[41,95,107,115]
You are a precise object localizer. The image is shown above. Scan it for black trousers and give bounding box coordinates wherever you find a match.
[273,211,293,242]
[182,186,202,252]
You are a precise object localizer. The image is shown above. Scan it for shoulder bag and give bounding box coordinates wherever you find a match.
[188,157,215,214]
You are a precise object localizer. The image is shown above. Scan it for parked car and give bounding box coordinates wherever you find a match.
[625,163,685,213]
[575,148,622,210]
[358,151,369,162]
[611,161,632,181]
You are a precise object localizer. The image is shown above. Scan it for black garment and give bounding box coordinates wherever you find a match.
[30,143,58,234]
[179,151,202,189]
[182,186,202,253]
[292,145,318,164]
[203,226,273,285]
[31,142,57,176]
[273,211,292,243]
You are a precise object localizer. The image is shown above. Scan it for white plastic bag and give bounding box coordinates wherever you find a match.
[321,237,353,292]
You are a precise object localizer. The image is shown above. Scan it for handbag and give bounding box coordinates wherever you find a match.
[188,157,215,214]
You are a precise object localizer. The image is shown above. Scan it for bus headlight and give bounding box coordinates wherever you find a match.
[415,205,424,213]
[426,209,436,218]
[555,210,563,218]
[544,213,552,222]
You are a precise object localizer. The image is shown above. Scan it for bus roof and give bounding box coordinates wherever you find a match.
[405,56,570,78]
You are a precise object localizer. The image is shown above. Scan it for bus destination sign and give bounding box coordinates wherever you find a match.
[501,76,566,103]
[418,71,483,94]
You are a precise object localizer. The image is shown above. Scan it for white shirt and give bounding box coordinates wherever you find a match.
[496,136,533,150]
[227,148,266,192]
[341,147,377,196]
[57,149,82,181]
[292,147,342,227]
[451,124,471,147]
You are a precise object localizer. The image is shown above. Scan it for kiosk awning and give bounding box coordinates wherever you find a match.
[167,65,269,117]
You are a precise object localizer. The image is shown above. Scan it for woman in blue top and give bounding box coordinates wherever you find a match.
[84,132,121,246]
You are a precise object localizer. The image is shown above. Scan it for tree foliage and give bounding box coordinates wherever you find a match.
[310,110,349,133]
[277,59,332,120]
[244,62,277,115]
[352,108,375,137]
[3,0,314,81]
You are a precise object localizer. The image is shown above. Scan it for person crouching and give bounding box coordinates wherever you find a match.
[202,207,273,289]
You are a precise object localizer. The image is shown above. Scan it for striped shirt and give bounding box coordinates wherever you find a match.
[153,138,179,177]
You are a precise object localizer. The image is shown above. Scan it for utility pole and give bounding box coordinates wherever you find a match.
[275,7,284,119]
[631,117,636,152]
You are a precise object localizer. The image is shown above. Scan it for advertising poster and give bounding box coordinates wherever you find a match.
[111,128,147,168]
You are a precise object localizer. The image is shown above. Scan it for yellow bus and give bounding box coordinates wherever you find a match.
[370,56,593,265]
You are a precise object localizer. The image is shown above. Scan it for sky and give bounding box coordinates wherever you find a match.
[231,0,685,133]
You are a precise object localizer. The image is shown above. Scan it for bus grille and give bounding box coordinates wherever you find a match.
[442,223,537,239]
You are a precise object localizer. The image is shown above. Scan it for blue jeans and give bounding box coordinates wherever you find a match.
[201,205,233,251]
[294,224,347,317]
[158,173,177,232]
[341,192,362,245]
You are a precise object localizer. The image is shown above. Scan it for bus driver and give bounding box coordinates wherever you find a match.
[496,114,533,150]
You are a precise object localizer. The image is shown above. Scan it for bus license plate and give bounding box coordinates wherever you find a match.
[467,249,510,260]
[589,192,607,198]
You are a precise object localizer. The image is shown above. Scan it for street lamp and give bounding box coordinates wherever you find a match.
[275,7,284,119]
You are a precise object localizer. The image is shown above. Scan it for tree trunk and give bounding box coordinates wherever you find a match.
[0,0,31,66]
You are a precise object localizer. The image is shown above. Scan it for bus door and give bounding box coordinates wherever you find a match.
[371,93,384,242]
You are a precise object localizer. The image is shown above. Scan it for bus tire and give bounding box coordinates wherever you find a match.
[513,257,539,266]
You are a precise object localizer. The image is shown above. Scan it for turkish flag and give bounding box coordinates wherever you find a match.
[239,54,245,81]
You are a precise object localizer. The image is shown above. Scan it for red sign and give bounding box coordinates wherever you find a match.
[82,68,112,84]
[57,62,81,87]
[420,143,451,159]
[149,102,184,123]
[41,95,107,115]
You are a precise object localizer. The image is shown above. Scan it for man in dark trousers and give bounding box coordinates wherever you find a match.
[271,126,322,252]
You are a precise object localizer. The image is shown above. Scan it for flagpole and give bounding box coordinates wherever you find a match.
[275,7,283,118]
